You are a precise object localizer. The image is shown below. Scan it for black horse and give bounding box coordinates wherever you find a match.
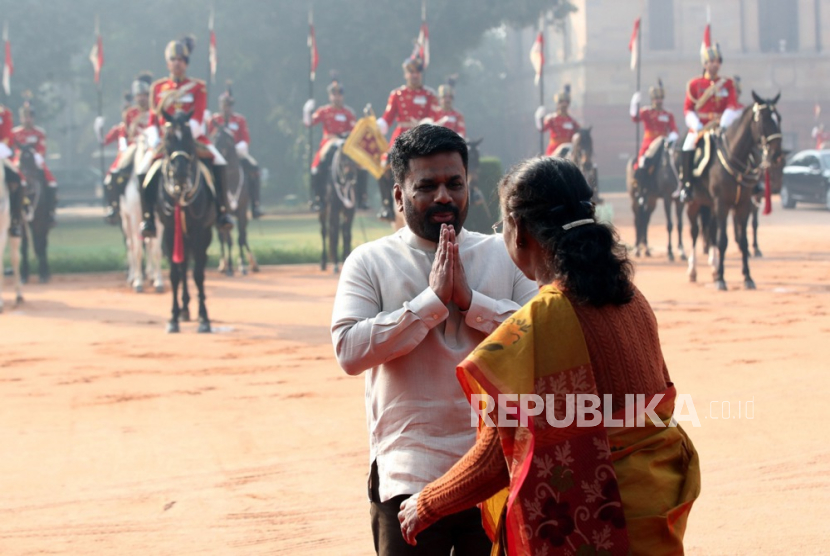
[319,139,357,273]
[155,109,216,332]
[211,125,258,276]
[687,92,784,290]
[571,127,600,202]
[16,144,54,283]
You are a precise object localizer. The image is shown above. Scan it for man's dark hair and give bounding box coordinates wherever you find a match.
[389,124,468,185]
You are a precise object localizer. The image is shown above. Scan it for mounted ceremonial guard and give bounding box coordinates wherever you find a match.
[374,54,439,220]
[677,37,742,202]
[208,84,263,219]
[137,36,233,239]
[535,84,581,156]
[630,79,679,170]
[99,72,153,223]
[0,103,25,237]
[303,76,359,211]
[13,99,57,228]
[432,77,466,138]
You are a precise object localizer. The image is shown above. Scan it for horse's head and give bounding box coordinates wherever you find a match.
[161,109,197,192]
[573,127,593,164]
[750,91,784,172]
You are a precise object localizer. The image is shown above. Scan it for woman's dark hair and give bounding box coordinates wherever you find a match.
[500,157,634,306]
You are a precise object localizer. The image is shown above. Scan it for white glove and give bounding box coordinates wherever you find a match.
[534,106,546,131]
[667,131,679,144]
[118,136,128,152]
[685,111,703,132]
[398,493,425,546]
[235,140,249,157]
[203,109,211,123]
[189,118,204,139]
[812,126,820,138]
[94,116,105,142]
[34,152,45,168]
[145,125,160,148]
[0,142,11,159]
[303,99,315,126]
[720,107,742,129]
[376,117,389,135]
[630,92,641,118]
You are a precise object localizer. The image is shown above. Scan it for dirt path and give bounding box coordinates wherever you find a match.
[0,194,828,554]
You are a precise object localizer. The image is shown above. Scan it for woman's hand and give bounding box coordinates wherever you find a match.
[398,492,426,546]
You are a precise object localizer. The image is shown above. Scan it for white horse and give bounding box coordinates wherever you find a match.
[0,163,23,312]
[119,138,164,293]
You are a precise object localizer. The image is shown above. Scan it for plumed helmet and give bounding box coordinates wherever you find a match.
[554,84,571,104]
[649,79,665,100]
[438,75,457,98]
[402,55,425,73]
[165,35,195,64]
[219,80,234,105]
[131,71,153,96]
[733,75,742,96]
[700,42,723,66]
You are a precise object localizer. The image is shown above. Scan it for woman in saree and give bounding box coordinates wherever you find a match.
[398,157,700,555]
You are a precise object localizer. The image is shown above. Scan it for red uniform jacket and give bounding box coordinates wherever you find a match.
[684,75,739,127]
[148,76,209,146]
[12,125,56,184]
[380,85,440,149]
[633,107,678,158]
[543,113,580,155]
[308,104,356,169]
[208,112,251,145]
[815,130,830,149]
[433,108,466,138]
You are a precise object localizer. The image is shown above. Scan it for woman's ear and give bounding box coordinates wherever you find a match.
[510,214,527,249]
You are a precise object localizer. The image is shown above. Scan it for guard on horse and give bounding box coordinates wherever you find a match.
[630,79,679,172]
[678,37,742,203]
[433,77,466,138]
[535,84,580,157]
[0,103,25,237]
[375,55,439,220]
[207,83,263,219]
[137,36,233,239]
[303,76,359,212]
[12,99,57,228]
[99,71,153,224]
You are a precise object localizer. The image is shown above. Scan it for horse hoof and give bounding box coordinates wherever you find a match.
[251,265,260,273]
[333,264,340,274]
[644,249,652,258]
[668,252,675,262]
[181,308,191,322]
[689,271,697,283]
[753,249,763,258]
[680,253,688,262]
[154,284,165,294]
[15,295,23,306]
[197,320,211,334]
[166,321,180,334]
[38,275,50,284]
[134,284,144,293]
[634,248,641,258]
[716,280,727,291]
[744,279,757,290]
[241,267,248,276]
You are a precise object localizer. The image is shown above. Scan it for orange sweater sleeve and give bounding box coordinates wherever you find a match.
[417,425,509,528]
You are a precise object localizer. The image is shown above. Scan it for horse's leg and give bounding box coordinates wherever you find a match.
[167,259,181,333]
[632,200,642,257]
[237,213,248,275]
[194,234,211,333]
[643,197,657,257]
[735,207,755,289]
[713,201,729,291]
[342,208,355,261]
[10,235,22,305]
[180,254,191,322]
[319,205,328,271]
[329,202,340,273]
[675,199,687,260]
[687,205,699,282]
[34,223,49,283]
[0,229,5,312]
[225,228,234,277]
[19,224,29,284]
[217,230,227,273]
[751,204,762,257]
[663,195,674,262]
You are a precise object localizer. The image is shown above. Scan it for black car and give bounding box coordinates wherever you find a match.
[780,150,830,209]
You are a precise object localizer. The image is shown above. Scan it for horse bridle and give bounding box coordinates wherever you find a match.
[163,152,199,206]
[717,103,782,184]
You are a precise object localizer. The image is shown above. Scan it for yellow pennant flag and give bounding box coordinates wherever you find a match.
[342,116,389,179]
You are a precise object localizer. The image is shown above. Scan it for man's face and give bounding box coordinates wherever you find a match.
[704,58,720,78]
[136,92,149,110]
[329,90,344,108]
[405,68,422,88]
[557,100,569,113]
[439,94,453,111]
[23,113,33,128]
[221,99,233,116]
[167,56,187,79]
[653,96,664,110]
[395,151,468,242]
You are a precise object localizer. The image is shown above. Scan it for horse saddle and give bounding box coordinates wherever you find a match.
[692,131,716,178]
[552,143,572,158]
[641,137,666,173]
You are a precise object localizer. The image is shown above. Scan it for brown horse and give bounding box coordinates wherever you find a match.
[626,138,686,260]
[571,127,600,202]
[686,92,784,290]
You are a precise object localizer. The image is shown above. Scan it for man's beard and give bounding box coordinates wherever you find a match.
[404,199,468,243]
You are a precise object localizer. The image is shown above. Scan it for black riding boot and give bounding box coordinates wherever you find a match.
[248,165,263,219]
[677,150,695,203]
[6,170,24,237]
[356,169,369,210]
[42,185,58,228]
[211,163,234,232]
[103,173,120,225]
[310,169,324,213]
[139,173,158,238]
[377,171,395,221]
